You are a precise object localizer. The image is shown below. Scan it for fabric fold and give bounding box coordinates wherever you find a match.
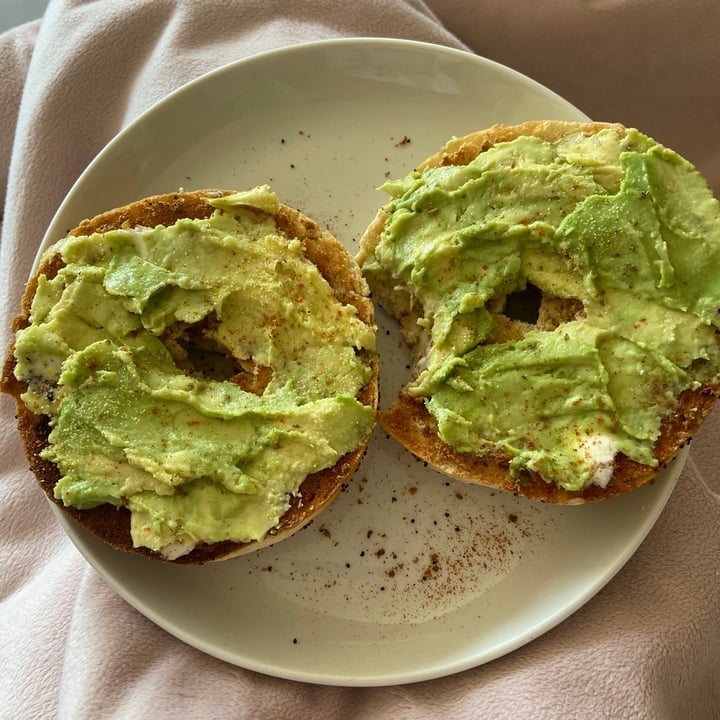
[1,1,719,718]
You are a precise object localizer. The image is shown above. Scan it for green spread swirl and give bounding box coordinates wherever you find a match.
[15,187,376,558]
[361,128,720,491]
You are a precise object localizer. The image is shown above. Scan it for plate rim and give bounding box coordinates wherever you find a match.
[54,453,681,686]
[39,37,588,262]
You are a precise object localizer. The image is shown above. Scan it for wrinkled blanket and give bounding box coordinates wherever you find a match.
[1,2,719,718]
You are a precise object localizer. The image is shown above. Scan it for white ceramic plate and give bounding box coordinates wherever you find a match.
[45,38,682,686]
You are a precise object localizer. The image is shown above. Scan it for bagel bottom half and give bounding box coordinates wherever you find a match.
[358,121,720,504]
[2,187,378,562]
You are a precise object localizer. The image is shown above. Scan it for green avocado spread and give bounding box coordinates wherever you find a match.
[14,186,376,558]
[361,128,720,491]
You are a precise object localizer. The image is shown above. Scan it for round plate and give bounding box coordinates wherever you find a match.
[44,38,681,686]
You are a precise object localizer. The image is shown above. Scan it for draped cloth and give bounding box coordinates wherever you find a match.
[1,2,719,717]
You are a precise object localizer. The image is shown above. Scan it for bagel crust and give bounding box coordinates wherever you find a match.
[359,121,720,503]
[2,188,378,562]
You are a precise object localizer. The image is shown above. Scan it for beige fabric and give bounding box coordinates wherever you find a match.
[1,2,719,718]
[432,0,720,196]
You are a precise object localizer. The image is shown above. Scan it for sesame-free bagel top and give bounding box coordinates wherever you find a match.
[2,187,378,561]
[358,121,720,502]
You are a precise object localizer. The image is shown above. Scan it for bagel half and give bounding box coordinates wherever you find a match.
[359,121,720,503]
[2,188,378,561]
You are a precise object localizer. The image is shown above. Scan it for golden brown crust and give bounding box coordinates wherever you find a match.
[1,190,378,562]
[380,383,718,504]
[361,121,720,503]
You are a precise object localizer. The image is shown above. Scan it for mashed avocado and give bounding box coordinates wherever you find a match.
[361,128,720,491]
[14,187,376,558]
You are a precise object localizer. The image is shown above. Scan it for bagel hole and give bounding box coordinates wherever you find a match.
[499,285,585,334]
[162,315,273,395]
[502,283,543,324]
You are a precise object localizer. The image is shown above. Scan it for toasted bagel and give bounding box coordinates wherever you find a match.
[2,188,378,561]
[359,121,720,503]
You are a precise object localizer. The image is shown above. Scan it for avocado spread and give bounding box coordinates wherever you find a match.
[361,128,720,491]
[14,187,376,558]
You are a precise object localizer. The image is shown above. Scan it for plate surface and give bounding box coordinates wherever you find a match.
[46,38,681,686]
